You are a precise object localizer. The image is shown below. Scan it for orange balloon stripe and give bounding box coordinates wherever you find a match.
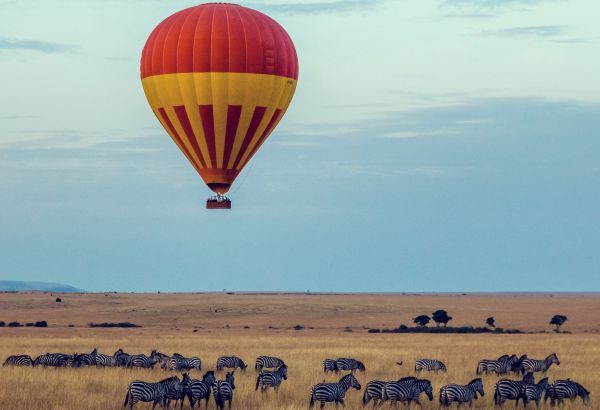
[223,105,242,169]
[198,105,217,169]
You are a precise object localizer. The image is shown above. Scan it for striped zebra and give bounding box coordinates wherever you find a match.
[33,352,70,367]
[3,354,33,366]
[164,373,189,409]
[381,378,434,406]
[493,372,535,407]
[72,348,98,367]
[114,348,133,367]
[216,356,247,372]
[123,375,180,409]
[477,354,517,375]
[255,364,288,392]
[322,359,338,373]
[335,358,365,374]
[309,373,361,409]
[439,378,484,407]
[154,351,172,369]
[130,350,160,369]
[255,355,285,371]
[522,353,560,374]
[511,354,529,375]
[521,377,548,408]
[184,370,216,409]
[164,353,202,372]
[415,358,447,373]
[362,378,416,407]
[545,379,590,406]
[96,353,119,367]
[213,371,236,410]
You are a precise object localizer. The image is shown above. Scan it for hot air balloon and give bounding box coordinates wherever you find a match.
[140,3,299,209]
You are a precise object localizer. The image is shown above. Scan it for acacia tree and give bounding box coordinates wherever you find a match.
[550,314,568,333]
[413,315,431,328]
[432,310,453,327]
[486,317,496,328]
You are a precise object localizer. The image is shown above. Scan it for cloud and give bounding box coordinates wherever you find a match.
[443,0,549,9]
[252,0,385,14]
[0,37,77,53]
[478,25,566,37]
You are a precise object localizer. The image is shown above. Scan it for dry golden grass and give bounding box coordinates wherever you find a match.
[0,293,598,409]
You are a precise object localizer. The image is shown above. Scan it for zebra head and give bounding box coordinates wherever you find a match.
[277,364,288,380]
[522,372,535,384]
[356,361,366,372]
[576,382,591,404]
[238,358,248,370]
[181,372,191,387]
[90,348,97,355]
[226,371,236,389]
[420,380,434,401]
[203,370,216,384]
[113,348,124,356]
[341,373,361,391]
[469,378,484,398]
[548,353,560,366]
[149,350,160,365]
[538,377,549,389]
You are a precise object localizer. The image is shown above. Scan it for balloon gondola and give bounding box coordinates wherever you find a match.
[140,3,299,209]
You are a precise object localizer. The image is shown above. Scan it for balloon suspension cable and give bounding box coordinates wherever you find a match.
[206,194,232,210]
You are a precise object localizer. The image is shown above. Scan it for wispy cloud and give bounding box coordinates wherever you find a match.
[443,0,550,9]
[252,0,385,14]
[478,25,566,37]
[0,37,77,53]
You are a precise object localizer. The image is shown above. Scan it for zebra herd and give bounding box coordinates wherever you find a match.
[3,350,592,408]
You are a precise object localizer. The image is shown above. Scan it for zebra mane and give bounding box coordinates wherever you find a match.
[468,378,482,386]
[340,373,357,383]
[158,376,180,383]
[398,376,417,382]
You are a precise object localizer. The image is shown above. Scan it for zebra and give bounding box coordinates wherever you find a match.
[335,358,366,374]
[439,378,484,407]
[362,378,417,407]
[309,373,361,409]
[3,354,33,366]
[72,348,98,367]
[216,356,247,372]
[477,354,517,375]
[521,377,548,408]
[213,371,236,410]
[123,375,181,409]
[493,372,535,407]
[164,373,190,409]
[381,378,434,406]
[322,359,338,373]
[522,353,560,374]
[130,350,160,369]
[154,351,172,369]
[415,358,447,373]
[165,353,201,372]
[255,364,288,392]
[32,352,70,367]
[96,353,119,367]
[255,355,285,371]
[185,370,216,409]
[511,354,529,375]
[545,379,590,406]
[114,348,133,367]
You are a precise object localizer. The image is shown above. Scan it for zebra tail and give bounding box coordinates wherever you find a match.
[493,386,499,405]
[309,390,316,408]
[439,387,446,404]
[381,385,389,401]
[255,374,261,391]
[362,387,369,405]
[123,386,130,407]
[215,391,224,409]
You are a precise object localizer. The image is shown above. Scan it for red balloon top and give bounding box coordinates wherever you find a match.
[141,3,299,80]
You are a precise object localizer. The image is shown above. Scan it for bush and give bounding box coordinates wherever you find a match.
[88,322,140,328]
[35,321,48,327]
[8,321,22,327]
[0,321,5,327]
[55,298,62,303]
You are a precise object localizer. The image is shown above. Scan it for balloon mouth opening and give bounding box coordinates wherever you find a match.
[208,183,231,195]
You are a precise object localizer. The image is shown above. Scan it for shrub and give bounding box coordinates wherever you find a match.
[8,321,22,327]
[34,321,48,327]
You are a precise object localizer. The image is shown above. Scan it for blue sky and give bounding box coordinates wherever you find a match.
[1,0,599,292]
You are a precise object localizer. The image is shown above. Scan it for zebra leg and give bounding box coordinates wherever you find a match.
[320,401,325,410]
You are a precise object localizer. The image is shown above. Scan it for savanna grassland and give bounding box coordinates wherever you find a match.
[0,292,599,409]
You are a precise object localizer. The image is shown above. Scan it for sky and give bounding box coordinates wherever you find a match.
[0,0,599,292]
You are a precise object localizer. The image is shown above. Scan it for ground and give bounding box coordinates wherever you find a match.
[0,292,598,409]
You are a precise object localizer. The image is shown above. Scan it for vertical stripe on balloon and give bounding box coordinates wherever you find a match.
[174,105,208,168]
[223,105,242,170]
[232,106,267,170]
[157,108,202,173]
[199,105,217,169]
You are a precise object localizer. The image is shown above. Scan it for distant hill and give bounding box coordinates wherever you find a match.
[0,281,83,293]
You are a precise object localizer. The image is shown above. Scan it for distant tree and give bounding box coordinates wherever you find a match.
[413,315,431,328]
[55,298,62,303]
[550,314,567,333]
[486,317,496,328]
[432,310,453,327]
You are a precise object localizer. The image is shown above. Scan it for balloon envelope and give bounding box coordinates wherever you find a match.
[141,3,299,195]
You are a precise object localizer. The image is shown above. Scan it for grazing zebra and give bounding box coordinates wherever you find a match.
[114,348,133,367]
[153,351,172,369]
[96,353,119,367]
[439,378,484,407]
[545,379,591,406]
[522,353,560,374]
[72,348,98,367]
[363,378,416,407]
[521,377,548,408]
[511,354,529,375]
[185,371,216,409]
[255,364,288,392]
[213,371,236,410]
[255,355,285,371]
[309,373,361,409]
[415,358,447,373]
[322,359,338,373]
[216,356,247,372]
[477,354,518,375]
[164,373,189,409]
[381,378,434,406]
[33,353,70,367]
[123,375,180,409]
[163,353,201,372]
[3,354,33,366]
[493,372,535,407]
[335,358,366,374]
[130,350,159,369]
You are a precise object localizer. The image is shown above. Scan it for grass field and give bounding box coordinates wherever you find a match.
[0,292,598,409]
